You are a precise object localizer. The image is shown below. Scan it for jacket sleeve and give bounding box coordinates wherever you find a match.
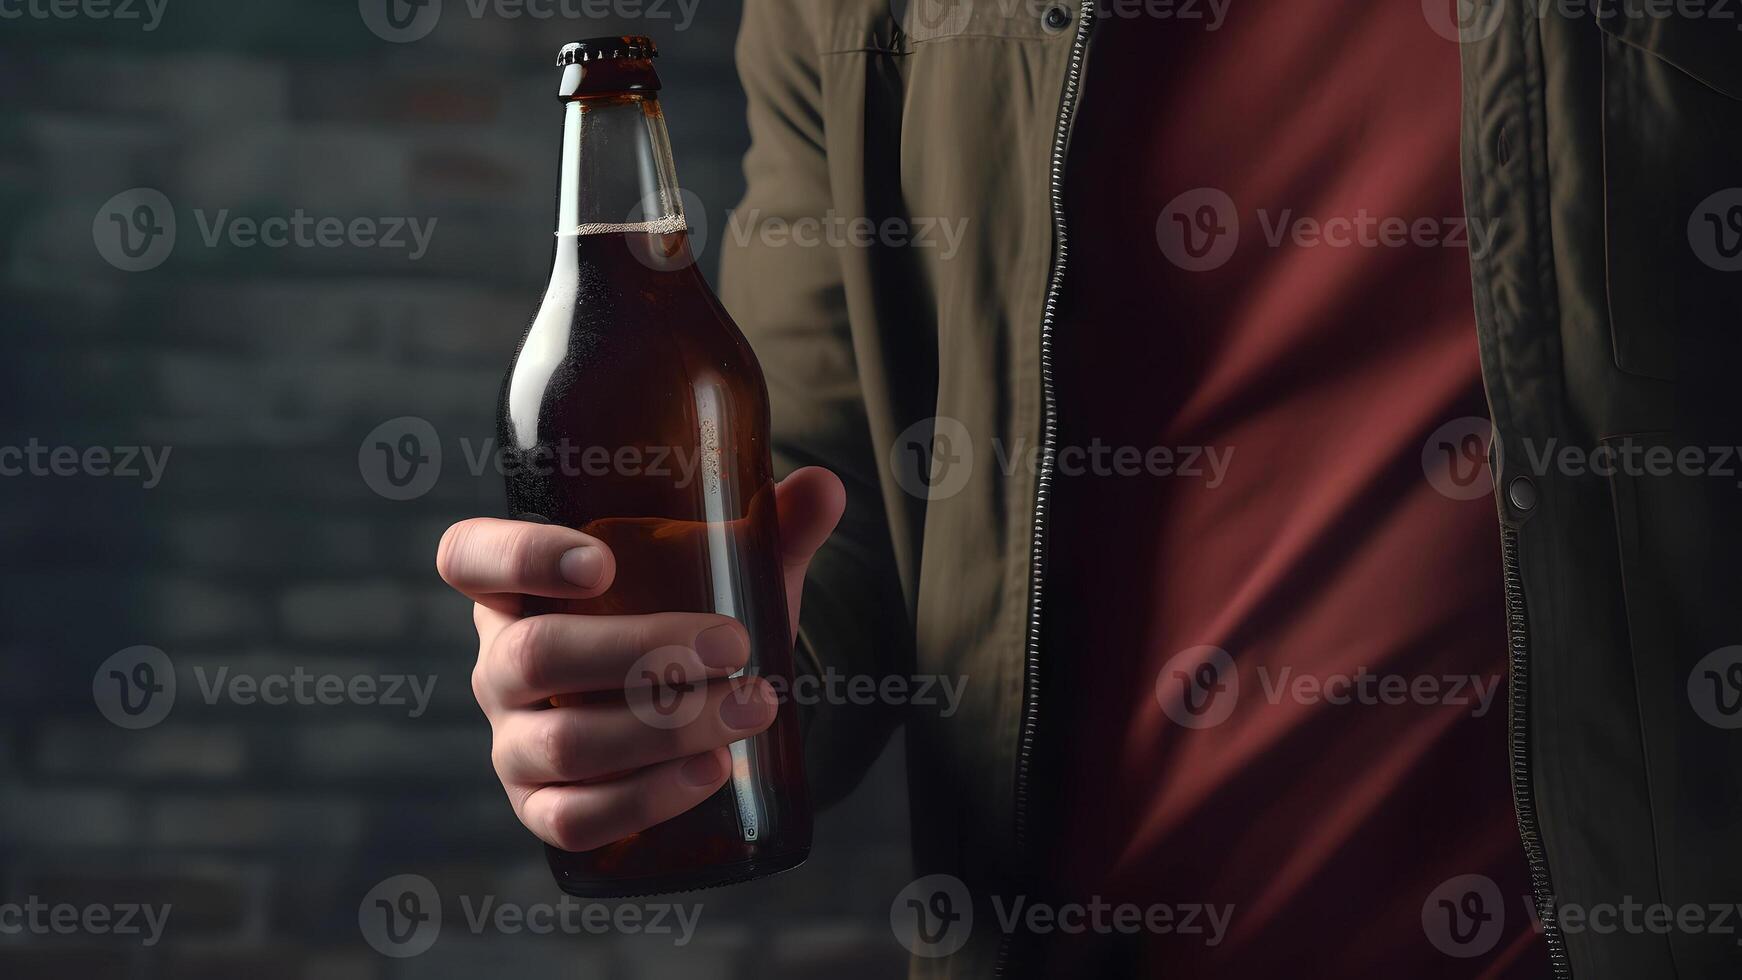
[718,0,911,808]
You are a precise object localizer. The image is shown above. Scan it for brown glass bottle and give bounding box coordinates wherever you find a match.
[498,37,810,897]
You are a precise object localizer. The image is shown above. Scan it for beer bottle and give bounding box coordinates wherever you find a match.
[499,36,811,897]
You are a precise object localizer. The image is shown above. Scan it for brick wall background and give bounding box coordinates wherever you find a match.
[0,2,912,976]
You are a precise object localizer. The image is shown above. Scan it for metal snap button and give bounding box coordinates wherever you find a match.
[1507,476,1538,512]
[1044,5,1072,31]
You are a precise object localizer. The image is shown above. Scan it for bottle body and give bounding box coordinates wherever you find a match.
[499,59,810,897]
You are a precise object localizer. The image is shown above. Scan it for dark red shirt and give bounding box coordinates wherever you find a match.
[1041,4,1551,976]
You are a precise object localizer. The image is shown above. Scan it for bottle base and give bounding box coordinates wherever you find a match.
[549,847,810,900]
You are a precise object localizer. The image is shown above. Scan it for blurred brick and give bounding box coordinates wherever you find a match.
[0,948,132,980]
[159,946,306,980]
[301,950,380,980]
[166,513,381,574]
[387,936,609,979]
[0,788,139,847]
[34,723,247,780]
[296,723,482,780]
[770,922,903,980]
[142,578,265,642]
[292,68,506,125]
[147,796,365,848]
[618,922,751,980]
[278,581,414,643]
[14,869,254,935]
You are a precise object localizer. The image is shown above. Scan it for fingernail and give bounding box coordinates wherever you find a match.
[719,681,777,731]
[679,751,723,787]
[559,546,605,589]
[694,624,748,670]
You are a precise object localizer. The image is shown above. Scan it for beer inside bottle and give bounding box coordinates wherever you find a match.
[499,36,811,897]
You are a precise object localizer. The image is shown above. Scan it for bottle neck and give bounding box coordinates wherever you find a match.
[554,94,685,237]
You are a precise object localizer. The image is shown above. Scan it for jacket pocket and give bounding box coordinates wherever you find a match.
[1597,2,1742,382]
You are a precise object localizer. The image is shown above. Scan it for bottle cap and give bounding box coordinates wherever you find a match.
[556,36,659,67]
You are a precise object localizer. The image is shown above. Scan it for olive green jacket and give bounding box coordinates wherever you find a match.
[718,2,1742,977]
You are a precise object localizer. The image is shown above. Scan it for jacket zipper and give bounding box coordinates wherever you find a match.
[997,3,1095,976]
[1501,523,1571,977]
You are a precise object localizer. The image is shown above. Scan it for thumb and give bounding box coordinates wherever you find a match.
[772,466,846,641]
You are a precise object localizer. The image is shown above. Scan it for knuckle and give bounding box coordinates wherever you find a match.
[489,732,516,779]
[496,616,550,697]
[547,802,602,853]
[502,523,547,587]
[539,718,580,780]
[435,520,479,586]
[617,617,655,662]
[470,663,490,708]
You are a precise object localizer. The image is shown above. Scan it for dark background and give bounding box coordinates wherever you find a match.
[0,1,910,976]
